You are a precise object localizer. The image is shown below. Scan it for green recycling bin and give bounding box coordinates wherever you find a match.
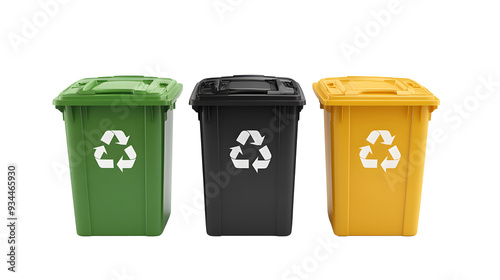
[53,76,182,236]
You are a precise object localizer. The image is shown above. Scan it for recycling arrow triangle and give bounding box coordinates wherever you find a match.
[94,130,137,172]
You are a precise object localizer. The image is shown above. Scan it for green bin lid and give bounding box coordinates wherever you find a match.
[53,76,183,108]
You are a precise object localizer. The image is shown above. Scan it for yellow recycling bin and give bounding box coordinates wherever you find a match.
[313,77,439,236]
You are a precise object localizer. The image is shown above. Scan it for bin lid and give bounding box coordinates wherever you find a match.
[53,76,183,107]
[190,75,306,110]
[313,76,439,106]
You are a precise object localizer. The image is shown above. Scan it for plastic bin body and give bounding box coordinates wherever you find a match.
[190,75,305,236]
[54,76,182,236]
[313,77,439,236]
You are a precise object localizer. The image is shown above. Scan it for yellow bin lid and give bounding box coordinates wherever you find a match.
[313,76,439,107]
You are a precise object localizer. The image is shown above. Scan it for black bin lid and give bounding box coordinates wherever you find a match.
[190,75,306,111]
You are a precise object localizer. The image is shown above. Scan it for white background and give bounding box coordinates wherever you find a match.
[1,0,499,279]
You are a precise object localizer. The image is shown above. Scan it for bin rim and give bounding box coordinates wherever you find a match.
[313,76,440,107]
[189,75,306,111]
[53,76,183,108]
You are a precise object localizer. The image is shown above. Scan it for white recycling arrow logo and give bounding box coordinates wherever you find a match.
[359,130,400,172]
[94,130,137,172]
[230,130,272,173]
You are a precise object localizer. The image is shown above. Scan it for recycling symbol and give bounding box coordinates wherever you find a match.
[359,130,401,172]
[93,130,137,172]
[230,130,272,173]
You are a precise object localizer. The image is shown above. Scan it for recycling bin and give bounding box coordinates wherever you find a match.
[313,76,439,236]
[190,75,306,236]
[53,76,182,236]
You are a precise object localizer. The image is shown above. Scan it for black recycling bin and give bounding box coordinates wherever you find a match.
[190,75,306,236]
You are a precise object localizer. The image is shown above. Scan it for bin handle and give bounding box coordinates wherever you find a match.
[346,89,412,96]
[79,79,169,95]
[342,79,412,96]
[224,79,294,95]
